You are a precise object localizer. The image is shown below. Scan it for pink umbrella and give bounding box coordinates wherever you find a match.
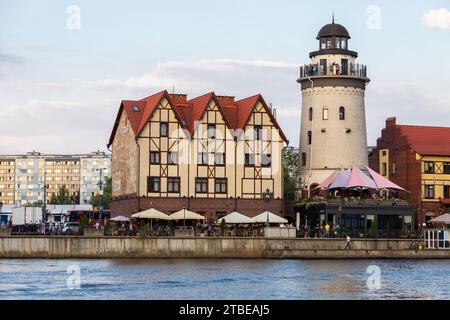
[315,170,338,189]
[365,166,407,191]
[329,169,351,189]
[347,165,378,189]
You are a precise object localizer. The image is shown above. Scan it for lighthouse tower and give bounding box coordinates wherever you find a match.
[297,18,370,198]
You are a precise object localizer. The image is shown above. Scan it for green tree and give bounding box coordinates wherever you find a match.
[90,177,112,209]
[49,185,73,204]
[283,147,298,201]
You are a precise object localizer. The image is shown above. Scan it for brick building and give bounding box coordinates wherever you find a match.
[107,90,288,221]
[369,117,450,226]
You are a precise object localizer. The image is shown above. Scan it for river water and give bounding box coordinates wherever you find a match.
[0,259,449,300]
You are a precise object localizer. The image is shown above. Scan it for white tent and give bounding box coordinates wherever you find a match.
[217,212,256,224]
[253,211,288,224]
[170,209,205,221]
[131,208,172,220]
[47,204,93,215]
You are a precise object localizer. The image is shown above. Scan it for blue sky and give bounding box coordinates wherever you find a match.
[1,0,450,153]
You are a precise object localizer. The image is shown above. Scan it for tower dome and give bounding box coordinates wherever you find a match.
[309,16,356,58]
[316,21,350,40]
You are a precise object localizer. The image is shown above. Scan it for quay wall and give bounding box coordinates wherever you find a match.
[0,237,449,259]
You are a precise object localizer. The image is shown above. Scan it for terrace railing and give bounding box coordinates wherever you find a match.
[299,63,368,79]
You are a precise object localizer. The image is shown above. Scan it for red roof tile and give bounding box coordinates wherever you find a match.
[187,92,215,136]
[398,124,450,156]
[108,90,289,148]
[235,94,261,130]
[137,90,167,134]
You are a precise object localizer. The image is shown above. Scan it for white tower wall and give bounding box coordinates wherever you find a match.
[298,86,368,186]
[296,21,369,197]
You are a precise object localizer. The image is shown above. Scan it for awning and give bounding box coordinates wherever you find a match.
[253,211,288,224]
[217,212,256,224]
[131,208,172,220]
[170,209,205,220]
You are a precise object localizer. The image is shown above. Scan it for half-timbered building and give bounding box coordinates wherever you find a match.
[108,90,288,220]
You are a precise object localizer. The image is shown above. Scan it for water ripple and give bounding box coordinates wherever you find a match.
[0,259,449,300]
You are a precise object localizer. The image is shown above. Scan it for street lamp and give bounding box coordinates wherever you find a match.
[182,204,187,226]
[263,188,273,228]
[96,168,104,221]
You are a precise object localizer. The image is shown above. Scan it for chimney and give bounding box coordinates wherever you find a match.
[386,117,396,128]
[273,108,277,119]
[216,95,235,106]
[169,94,188,104]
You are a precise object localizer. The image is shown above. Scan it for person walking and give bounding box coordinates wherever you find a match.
[345,235,352,250]
[325,223,330,238]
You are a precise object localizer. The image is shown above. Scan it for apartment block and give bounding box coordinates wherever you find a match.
[0,151,111,205]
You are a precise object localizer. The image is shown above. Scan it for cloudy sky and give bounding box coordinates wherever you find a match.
[1,0,450,154]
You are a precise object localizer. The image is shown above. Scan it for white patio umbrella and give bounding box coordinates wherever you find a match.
[217,212,256,224]
[253,211,288,224]
[131,208,172,220]
[170,209,205,226]
[131,208,172,230]
[429,213,450,226]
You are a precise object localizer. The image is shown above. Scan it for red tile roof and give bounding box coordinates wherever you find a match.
[398,124,450,156]
[186,92,215,136]
[108,90,289,148]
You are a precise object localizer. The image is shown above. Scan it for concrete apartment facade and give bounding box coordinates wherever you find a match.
[108,90,288,221]
[0,151,111,205]
[369,117,450,225]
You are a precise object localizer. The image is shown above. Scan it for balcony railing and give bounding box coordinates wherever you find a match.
[299,63,368,79]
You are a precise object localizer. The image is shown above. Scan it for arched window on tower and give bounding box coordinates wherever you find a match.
[339,106,345,120]
[309,107,313,121]
[307,131,312,145]
[301,152,307,167]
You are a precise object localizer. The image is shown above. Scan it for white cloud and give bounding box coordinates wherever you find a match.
[0,99,115,154]
[366,82,450,145]
[422,8,450,30]
[3,57,449,154]
[85,58,298,92]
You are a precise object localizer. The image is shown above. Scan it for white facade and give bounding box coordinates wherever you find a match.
[14,156,45,204]
[80,155,111,204]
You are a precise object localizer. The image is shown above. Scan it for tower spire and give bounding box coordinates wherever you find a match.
[332,13,335,24]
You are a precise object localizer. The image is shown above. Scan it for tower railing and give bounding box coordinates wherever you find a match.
[299,63,367,79]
